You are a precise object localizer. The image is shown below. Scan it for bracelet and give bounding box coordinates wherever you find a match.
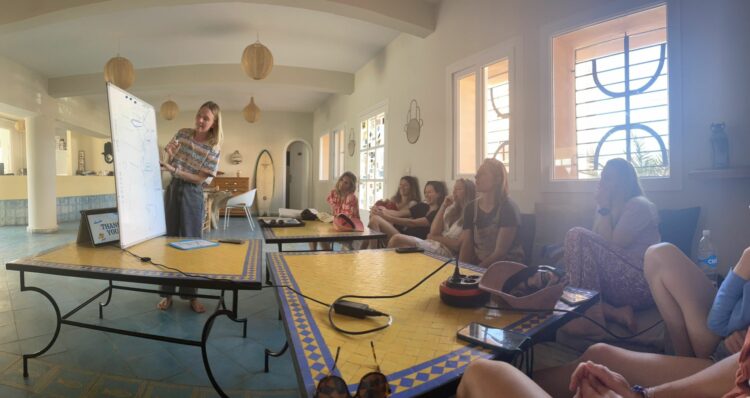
[631,385,652,398]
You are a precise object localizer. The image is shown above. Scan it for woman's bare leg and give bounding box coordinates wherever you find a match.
[534,343,714,398]
[602,302,637,332]
[388,234,421,248]
[644,243,719,358]
[457,359,550,398]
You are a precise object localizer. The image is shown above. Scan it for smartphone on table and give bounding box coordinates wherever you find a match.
[560,286,597,306]
[457,322,530,354]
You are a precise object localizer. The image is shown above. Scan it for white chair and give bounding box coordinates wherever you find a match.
[223,189,256,231]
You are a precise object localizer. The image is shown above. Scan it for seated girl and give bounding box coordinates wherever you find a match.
[563,158,660,336]
[388,178,476,257]
[311,171,359,250]
[458,158,524,267]
[368,181,447,243]
[361,176,421,248]
[643,243,750,359]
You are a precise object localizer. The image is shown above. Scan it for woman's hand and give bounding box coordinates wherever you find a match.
[724,328,747,354]
[165,139,180,157]
[595,185,611,209]
[443,195,454,208]
[160,161,176,173]
[570,362,639,398]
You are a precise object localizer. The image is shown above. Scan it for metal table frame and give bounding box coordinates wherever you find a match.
[6,241,263,398]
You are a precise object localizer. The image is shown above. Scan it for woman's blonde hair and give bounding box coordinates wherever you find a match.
[196,101,223,149]
[336,171,357,197]
[444,178,476,228]
[481,158,509,201]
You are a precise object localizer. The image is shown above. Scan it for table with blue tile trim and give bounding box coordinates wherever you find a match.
[5,237,263,398]
[266,249,594,398]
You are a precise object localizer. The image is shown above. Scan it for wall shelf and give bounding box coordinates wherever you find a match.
[688,167,750,179]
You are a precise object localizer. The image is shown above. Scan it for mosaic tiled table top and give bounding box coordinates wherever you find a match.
[262,220,385,243]
[267,250,568,397]
[6,237,263,288]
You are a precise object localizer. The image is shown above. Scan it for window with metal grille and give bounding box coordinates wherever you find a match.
[553,5,669,180]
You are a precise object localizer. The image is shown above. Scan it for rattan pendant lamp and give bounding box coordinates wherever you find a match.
[243,97,260,123]
[241,33,273,80]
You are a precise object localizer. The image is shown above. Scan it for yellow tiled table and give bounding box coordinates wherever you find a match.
[267,250,588,398]
[5,237,263,397]
[261,220,386,252]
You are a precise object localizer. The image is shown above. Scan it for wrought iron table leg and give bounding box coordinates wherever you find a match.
[201,308,239,398]
[98,280,114,318]
[19,271,62,378]
[220,290,248,338]
[264,341,289,373]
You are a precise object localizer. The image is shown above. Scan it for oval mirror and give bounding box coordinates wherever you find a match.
[405,118,421,144]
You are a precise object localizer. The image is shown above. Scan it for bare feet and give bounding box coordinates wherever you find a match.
[157,297,172,310]
[603,303,637,333]
[190,299,206,313]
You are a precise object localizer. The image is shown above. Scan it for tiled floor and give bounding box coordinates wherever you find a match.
[0,219,300,397]
[0,218,580,397]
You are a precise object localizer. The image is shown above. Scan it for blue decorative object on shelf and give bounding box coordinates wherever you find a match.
[710,122,729,169]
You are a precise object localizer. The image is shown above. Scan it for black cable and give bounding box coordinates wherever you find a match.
[484,305,664,340]
[325,257,455,335]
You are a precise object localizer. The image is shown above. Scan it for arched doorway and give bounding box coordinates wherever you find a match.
[284,140,311,209]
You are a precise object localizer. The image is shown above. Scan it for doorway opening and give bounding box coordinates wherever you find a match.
[284,140,311,209]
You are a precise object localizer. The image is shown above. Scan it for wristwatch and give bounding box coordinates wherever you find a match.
[597,207,611,216]
[631,385,651,398]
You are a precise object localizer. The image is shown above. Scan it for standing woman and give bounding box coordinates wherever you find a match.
[158,101,223,313]
[459,158,524,267]
[563,158,660,335]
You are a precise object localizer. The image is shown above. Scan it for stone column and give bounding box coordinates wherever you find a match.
[25,114,58,233]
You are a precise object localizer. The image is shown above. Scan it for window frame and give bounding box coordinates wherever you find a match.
[331,124,346,179]
[357,101,388,211]
[318,132,330,181]
[446,39,523,189]
[540,1,682,192]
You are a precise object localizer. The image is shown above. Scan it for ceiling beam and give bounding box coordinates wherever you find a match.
[47,64,354,98]
[0,0,436,37]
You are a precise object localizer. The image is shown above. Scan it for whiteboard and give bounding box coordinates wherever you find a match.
[106,83,166,248]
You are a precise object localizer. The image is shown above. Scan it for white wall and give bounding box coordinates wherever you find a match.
[157,110,312,215]
[312,0,750,270]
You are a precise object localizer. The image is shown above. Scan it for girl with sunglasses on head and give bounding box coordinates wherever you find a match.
[368,180,447,246]
[388,179,476,257]
[157,101,223,313]
[459,158,524,267]
[361,176,421,249]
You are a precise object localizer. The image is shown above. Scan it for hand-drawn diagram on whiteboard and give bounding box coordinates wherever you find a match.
[106,83,166,248]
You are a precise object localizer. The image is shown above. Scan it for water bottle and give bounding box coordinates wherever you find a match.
[697,230,719,284]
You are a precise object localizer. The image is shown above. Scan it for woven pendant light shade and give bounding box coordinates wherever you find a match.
[160,100,179,120]
[104,56,135,89]
[14,120,25,133]
[243,97,260,123]
[241,41,274,80]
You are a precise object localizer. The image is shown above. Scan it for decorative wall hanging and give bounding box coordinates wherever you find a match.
[241,34,274,80]
[159,100,179,120]
[229,150,243,165]
[347,128,356,157]
[243,97,260,123]
[104,55,135,89]
[404,99,423,144]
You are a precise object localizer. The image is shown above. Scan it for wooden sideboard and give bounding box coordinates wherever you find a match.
[208,176,250,216]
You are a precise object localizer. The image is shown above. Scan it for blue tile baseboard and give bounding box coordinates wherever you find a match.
[0,195,116,226]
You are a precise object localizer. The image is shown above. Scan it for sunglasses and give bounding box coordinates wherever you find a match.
[315,342,392,398]
[503,265,563,297]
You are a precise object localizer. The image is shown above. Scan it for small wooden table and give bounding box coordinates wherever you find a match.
[261,220,386,252]
[265,249,595,398]
[5,237,263,398]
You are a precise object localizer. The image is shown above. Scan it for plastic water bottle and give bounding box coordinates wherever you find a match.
[697,230,719,284]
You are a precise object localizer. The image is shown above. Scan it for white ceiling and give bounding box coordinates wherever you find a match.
[0,1,437,112]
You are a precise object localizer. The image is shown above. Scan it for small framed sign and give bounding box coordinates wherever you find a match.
[77,207,120,247]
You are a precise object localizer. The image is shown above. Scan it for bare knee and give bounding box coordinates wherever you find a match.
[580,343,621,364]
[388,234,410,248]
[458,360,518,398]
[644,242,683,280]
